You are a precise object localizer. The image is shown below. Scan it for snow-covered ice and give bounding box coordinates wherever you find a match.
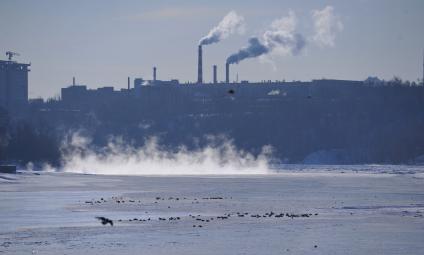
[1,165,424,254]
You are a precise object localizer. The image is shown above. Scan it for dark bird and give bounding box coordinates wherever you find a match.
[95,216,113,226]
[228,89,235,95]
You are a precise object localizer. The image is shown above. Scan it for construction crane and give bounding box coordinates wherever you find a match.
[6,51,20,61]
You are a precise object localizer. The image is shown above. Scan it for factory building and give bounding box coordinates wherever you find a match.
[0,55,30,115]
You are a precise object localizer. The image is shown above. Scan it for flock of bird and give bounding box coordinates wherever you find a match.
[88,195,319,228]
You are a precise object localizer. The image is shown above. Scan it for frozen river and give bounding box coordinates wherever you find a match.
[1,166,424,254]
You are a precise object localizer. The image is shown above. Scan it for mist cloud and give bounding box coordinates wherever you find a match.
[57,132,273,175]
[312,6,343,47]
[226,11,306,64]
[199,11,245,46]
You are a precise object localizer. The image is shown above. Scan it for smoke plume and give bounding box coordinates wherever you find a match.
[311,6,343,47]
[227,11,306,64]
[56,132,273,175]
[226,38,269,64]
[199,11,245,46]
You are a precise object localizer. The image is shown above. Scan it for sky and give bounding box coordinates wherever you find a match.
[1,0,423,99]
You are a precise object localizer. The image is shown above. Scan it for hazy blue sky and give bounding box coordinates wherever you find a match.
[1,0,423,98]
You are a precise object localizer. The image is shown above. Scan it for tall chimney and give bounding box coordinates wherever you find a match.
[153,66,157,82]
[127,77,130,90]
[225,62,229,83]
[213,65,217,84]
[72,77,75,86]
[197,45,203,84]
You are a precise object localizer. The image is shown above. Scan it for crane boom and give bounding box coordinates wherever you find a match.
[6,51,20,61]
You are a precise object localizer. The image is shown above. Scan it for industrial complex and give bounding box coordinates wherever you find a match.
[58,44,367,108]
[1,46,423,115]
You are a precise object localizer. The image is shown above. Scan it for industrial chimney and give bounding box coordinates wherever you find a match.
[72,77,75,86]
[225,62,229,83]
[127,77,130,90]
[197,45,203,84]
[153,66,157,82]
[213,65,217,84]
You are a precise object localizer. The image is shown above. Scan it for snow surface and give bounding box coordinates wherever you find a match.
[1,166,424,254]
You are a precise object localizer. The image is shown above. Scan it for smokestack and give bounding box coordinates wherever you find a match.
[153,66,157,82]
[127,77,130,90]
[197,45,203,84]
[213,65,217,84]
[72,77,75,86]
[225,62,229,83]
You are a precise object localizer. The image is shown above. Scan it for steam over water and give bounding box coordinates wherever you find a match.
[58,133,273,175]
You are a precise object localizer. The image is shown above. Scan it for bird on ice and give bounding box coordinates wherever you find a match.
[95,216,114,226]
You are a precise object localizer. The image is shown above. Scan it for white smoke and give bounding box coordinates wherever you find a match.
[199,11,245,46]
[227,10,306,64]
[262,10,306,56]
[58,132,273,175]
[311,6,343,47]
